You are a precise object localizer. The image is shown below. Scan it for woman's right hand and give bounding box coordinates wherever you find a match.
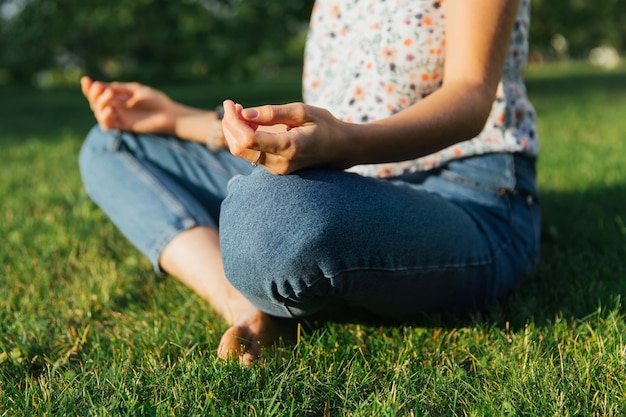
[80,76,178,135]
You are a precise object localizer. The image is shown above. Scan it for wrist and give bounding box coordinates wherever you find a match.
[334,121,368,169]
[171,103,215,143]
[169,102,197,135]
[205,110,225,152]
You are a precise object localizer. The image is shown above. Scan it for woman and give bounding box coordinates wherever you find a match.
[79,0,540,365]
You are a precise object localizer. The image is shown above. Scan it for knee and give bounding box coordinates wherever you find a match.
[220,169,334,270]
[78,125,117,171]
[78,125,125,197]
[219,170,335,315]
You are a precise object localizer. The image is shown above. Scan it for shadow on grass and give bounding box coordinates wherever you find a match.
[526,68,626,99]
[487,182,624,328]
[510,184,626,323]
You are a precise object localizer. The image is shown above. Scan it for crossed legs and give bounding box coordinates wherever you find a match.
[159,226,295,365]
[79,127,294,364]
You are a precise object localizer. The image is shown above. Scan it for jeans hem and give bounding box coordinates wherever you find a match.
[147,217,215,274]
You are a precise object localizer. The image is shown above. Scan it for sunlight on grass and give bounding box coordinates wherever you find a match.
[1,65,626,415]
[527,65,626,191]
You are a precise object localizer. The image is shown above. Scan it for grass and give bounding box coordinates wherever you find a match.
[1,63,626,416]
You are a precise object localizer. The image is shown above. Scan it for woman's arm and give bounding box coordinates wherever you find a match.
[221,0,521,174]
[344,0,521,166]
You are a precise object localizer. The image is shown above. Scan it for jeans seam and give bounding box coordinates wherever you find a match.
[120,152,189,219]
[324,259,493,278]
[439,169,515,194]
[149,221,197,272]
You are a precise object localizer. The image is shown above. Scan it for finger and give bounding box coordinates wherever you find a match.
[241,103,313,127]
[222,100,263,162]
[125,91,142,108]
[233,102,259,130]
[80,76,92,98]
[96,105,115,130]
[96,89,136,119]
[86,81,109,110]
[223,101,307,173]
[108,82,142,107]
[223,100,257,138]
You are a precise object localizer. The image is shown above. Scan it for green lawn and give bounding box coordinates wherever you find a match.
[1,65,625,416]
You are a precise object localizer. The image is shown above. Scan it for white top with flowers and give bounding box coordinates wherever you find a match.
[302,0,539,177]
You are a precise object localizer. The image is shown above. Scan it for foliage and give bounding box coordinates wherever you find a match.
[2,0,626,84]
[0,0,626,84]
[530,0,626,57]
[1,63,626,415]
[0,0,315,83]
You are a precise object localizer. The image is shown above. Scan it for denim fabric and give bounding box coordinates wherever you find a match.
[79,126,253,267]
[79,125,540,319]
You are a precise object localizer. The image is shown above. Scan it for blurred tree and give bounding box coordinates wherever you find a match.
[1,0,624,85]
[530,0,626,58]
[0,0,315,84]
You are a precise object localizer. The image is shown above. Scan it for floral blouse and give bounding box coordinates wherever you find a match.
[302,0,538,177]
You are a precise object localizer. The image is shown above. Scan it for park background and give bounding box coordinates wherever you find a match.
[1,0,626,415]
[1,0,625,85]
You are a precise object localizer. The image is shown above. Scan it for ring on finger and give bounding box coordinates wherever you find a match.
[251,151,263,167]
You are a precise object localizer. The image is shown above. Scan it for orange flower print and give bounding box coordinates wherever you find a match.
[377,165,398,177]
[353,86,365,101]
[380,45,398,62]
[310,79,322,91]
[301,0,535,178]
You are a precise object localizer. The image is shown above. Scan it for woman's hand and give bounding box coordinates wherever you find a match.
[220,99,350,175]
[81,76,180,135]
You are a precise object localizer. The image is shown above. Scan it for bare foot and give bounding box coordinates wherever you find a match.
[159,228,299,365]
[217,309,297,366]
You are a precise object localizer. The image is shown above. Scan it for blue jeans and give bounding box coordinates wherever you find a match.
[79,125,540,319]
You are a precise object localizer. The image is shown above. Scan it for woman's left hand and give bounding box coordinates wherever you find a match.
[220,99,349,175]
